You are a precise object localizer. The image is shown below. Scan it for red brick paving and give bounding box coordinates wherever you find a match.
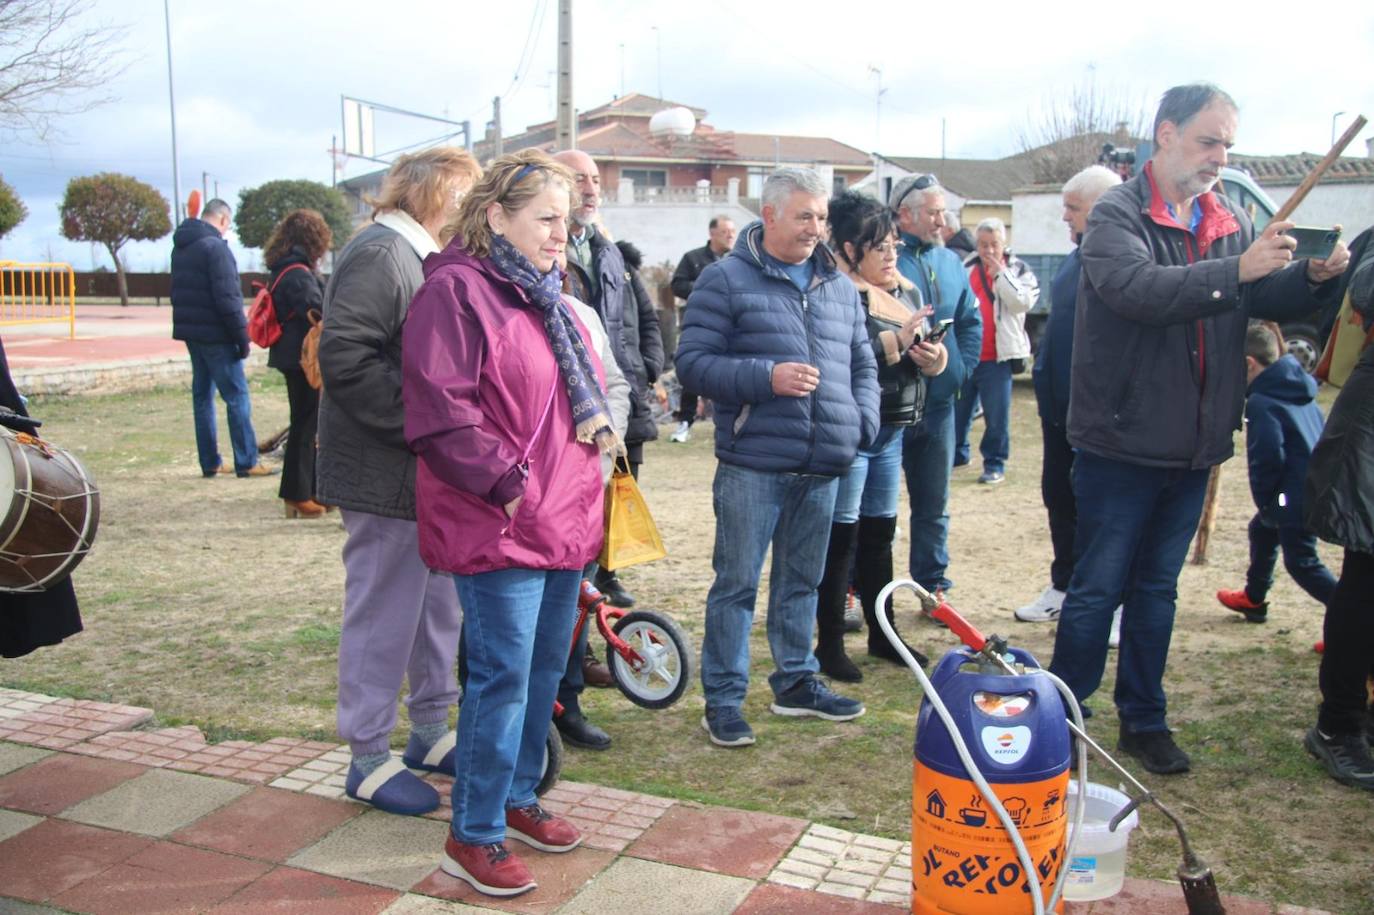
[538,779,676,852]
[0,698,153,750]
[0,818,153,902]
[49,839,272,914]
[736,883,904,913]
[209,865,400,914]
[626,804,810,880]
[172,786,362,862]
[412,845,615,914]
[0,754,146,816]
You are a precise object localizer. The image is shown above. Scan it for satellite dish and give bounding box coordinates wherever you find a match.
[649,107,696,138]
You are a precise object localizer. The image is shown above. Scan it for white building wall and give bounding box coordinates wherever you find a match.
[1264,184,1374,237]
[599,202,758,279]
[1011,191,1075,256]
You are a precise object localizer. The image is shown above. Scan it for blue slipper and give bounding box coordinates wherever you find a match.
[402,729,456,776]
[345,758,439,816]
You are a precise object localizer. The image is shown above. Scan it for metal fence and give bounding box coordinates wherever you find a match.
[0,262,77,339]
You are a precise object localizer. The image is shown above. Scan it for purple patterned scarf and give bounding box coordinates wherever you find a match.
[488,234,614,450]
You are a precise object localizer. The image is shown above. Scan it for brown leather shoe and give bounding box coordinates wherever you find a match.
[284,499,327,519]
[238,463,280,478]
[583,644,613,688]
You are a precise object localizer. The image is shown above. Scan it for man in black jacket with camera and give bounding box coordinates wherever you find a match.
[1047,83,1349,776]
[668,215,736,443]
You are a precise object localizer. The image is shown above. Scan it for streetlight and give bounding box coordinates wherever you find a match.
[651,26,662,99]
[163,0,182,222]
[1331,111,1346,147]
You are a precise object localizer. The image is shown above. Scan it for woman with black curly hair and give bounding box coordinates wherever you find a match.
[261,209,332,518]
[815,191,949,680]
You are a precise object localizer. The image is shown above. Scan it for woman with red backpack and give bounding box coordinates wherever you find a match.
[261,209,332,518]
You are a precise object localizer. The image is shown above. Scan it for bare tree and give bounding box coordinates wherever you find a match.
[1017,79,1151,185]
[0,0,125,139]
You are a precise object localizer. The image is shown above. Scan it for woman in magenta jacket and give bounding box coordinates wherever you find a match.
[402,150,614,899]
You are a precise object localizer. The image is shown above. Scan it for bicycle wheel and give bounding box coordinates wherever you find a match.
[609,610,692,709]
[535,722,562,797]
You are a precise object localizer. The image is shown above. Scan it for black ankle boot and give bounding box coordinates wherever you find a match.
[856,515,928,667]
[815,521,862,682]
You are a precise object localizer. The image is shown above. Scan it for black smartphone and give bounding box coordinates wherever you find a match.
[920,318,954,345]
[1283,226,1341,260]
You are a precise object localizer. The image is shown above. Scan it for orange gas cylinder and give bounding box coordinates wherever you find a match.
[911,648,1071,914]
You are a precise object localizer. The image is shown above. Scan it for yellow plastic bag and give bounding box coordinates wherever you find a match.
[598,455,666,571]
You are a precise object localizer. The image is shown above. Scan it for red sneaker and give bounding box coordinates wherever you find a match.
[441,836,536,897]
[506,803,582,853]
[1216,588,1267,623]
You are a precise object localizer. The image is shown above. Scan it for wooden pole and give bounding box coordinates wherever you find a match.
[1190,114,1367,564]
[1271,115,1367,222]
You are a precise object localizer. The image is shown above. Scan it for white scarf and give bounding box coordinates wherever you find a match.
[374,210,439,259]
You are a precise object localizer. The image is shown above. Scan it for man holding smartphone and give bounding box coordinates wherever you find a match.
[1048,83,1350,776]
[890,174,982,600]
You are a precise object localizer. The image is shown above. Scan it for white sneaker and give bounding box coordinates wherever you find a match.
[1014,585,1066,622]
[1108,605,1123,649]
[669,421,691,443]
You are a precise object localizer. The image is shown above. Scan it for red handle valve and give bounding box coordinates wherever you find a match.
[928,600,987,653]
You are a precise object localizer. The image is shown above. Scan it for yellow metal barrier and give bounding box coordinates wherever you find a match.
[0,261,77,340]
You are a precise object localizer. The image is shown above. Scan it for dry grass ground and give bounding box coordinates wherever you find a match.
[3,370,1370,913]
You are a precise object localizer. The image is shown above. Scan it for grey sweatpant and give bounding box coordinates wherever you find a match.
[336,509,463,757]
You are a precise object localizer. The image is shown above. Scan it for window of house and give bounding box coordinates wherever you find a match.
[621,169,667,188]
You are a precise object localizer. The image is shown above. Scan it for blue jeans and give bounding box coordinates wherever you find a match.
[186,341,258,475]
[953,360,1012,473]
[902,404,955,592]
[700,463,837,708]
[451,568,581,844]
[1245,513,1337,605]
[833,425,903,523]
[1048,452,1210,733]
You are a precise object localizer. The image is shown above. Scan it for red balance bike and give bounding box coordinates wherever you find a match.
[537,579,692,795]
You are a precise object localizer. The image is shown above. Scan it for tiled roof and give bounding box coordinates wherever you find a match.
[581,93,709,121]
[729,134,871,167]
[475,93,872,168]
[880,155,1033,202]
[1229,153,1374,185]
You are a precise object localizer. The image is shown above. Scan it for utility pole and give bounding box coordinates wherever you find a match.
[493,96,503,158]
[556,0,574,150]
[202,171,208,202]
[163,0,182,222]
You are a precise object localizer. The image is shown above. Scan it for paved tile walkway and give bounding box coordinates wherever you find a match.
[0,689,1334,914]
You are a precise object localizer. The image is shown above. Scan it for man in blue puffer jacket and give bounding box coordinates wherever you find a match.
[170,198,268,478]
[677,168,879,749]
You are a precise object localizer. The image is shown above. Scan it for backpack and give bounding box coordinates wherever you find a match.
[300,309,324,390]
[247,263,310,348]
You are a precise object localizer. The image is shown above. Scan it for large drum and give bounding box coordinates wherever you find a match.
[0,426,100,592]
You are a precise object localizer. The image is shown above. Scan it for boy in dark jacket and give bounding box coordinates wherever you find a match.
[1217,324,1336,621]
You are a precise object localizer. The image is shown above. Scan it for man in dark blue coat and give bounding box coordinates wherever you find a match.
[1016,165,1121,628]
[677,168,879,748]
[170,199,270,477]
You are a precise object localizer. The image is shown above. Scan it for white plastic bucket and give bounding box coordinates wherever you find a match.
[1062,780,1138,901]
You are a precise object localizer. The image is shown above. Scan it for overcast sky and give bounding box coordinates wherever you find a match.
[3,0,1372,270]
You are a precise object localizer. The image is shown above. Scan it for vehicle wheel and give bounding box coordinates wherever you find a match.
[609,610,692,709]
[1283,323,1322,374]
[535,723,562,797]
